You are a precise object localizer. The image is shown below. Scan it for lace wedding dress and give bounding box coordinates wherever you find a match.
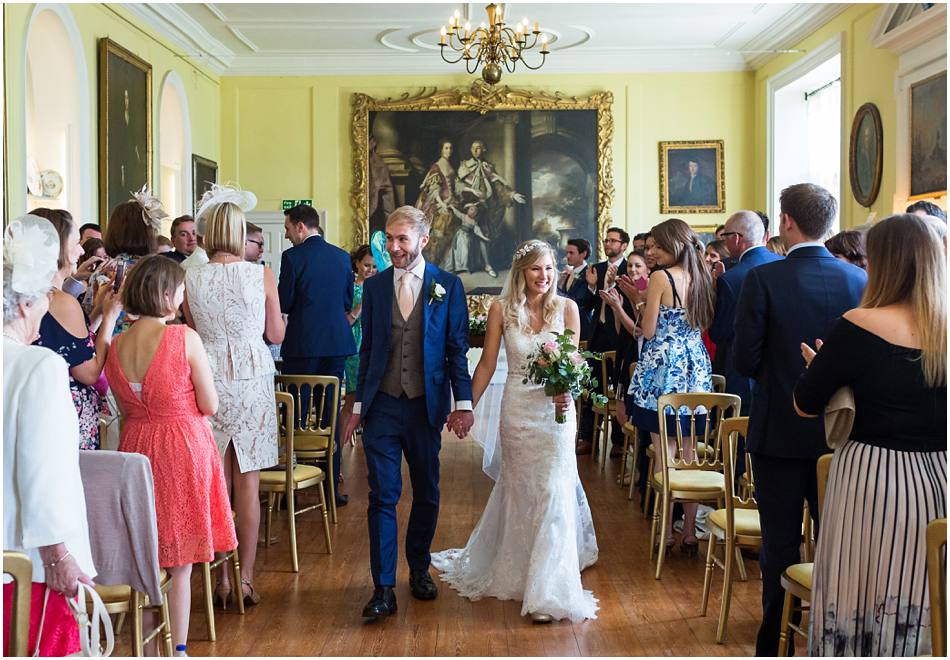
[431,300,599,622]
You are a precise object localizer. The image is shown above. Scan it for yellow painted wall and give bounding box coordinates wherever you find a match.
[3,3,220,223]
[753,3,900,228]
[220,72,755,246]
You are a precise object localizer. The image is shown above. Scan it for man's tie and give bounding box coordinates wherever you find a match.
[565,269,576,291]
[398,272,414,321]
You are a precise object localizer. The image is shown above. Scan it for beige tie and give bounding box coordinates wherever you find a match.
[566,270,576,291]
[398,272,414,321]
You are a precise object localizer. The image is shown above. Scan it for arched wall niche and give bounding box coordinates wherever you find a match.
[158,70,192,228]
[23,4,92,223]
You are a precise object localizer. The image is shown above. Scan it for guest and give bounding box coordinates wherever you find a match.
[279,203,356,506]
[183,190,283,608]
[733,183,867,656]
[644,233,659,269]
[714,224,726,239]
[31,208,122,450]
[105,255,237,655]
[3,215,96,657]
[340,244,379,447]
[709,210,782,415]
[557,237,594,341]
[162,215,197,264]
[79,222,101,243]
[81,237,107,263]
[180,215,209,271]
[704,239,730,271]
[617,218,714,555]
[156,235,174,254]
[245,222,265,263]
[906,199,947,223]
[795,214,946,656]
[577,227,630,457]
[756,210,771,239]
[825,229,867,269]
[632,232,649,252]
[612,249,650,396]
[766,235,787,256]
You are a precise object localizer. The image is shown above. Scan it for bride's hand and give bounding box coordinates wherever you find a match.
[552,392,573,414]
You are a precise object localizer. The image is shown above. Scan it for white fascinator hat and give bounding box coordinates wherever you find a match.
[195,183,257,235]
[4,214,61,297]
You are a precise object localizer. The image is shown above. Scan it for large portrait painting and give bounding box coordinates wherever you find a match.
[98,38,152,225]
[192,155,218,215]
[352,83,614,293]
[659,140,725,213]
[910,71,947,199]
[849,103,884,207]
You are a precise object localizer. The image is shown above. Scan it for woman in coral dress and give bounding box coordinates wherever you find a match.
[105,255,236,656]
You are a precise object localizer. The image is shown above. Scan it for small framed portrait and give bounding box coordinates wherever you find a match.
[659,140,725,213]
[848,103,884,207]
[910,71,947,200]
[192,155,218,215]
[98,38,152,224]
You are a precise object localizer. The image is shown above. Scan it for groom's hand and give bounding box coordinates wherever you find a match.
[446,410,474,439]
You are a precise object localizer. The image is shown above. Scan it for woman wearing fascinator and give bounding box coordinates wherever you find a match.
[431,239,599,624]
[182,184,284,608]
[3,215,98,656]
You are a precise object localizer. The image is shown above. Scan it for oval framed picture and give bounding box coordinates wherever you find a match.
[849,103,883,207]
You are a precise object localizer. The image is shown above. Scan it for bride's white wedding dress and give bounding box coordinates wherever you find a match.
[431,300,599,622]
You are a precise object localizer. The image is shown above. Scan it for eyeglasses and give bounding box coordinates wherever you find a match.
[720,231,743,239]
[246,239,264,248]
[603,238,624,245]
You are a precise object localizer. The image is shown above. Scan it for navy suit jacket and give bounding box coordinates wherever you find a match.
[734,245,867,459]
[278,235,356,359]
[356,262,473,428]
[582,259,630,353]
[558,265,594,341]
[708,246,783,413]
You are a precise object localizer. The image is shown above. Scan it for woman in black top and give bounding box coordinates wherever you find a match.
[794,214,946,657]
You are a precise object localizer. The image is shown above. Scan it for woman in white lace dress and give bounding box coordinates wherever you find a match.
[182,189,285,607]
[431,240,599,623]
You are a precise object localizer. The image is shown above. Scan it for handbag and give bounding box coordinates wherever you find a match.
[823,386,856,449]
[33,582,114,657]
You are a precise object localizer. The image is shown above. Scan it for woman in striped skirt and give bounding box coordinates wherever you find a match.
[793,214,947,656]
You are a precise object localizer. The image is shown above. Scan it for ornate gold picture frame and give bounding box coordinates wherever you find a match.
[350,82,614,282]
[658,139,725,214]
[98,38,152,226]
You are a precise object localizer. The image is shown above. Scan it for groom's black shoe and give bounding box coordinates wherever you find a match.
[361,587,396,620]
[409,570,438,600]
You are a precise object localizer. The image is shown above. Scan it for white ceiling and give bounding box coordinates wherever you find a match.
[124,2,852,76]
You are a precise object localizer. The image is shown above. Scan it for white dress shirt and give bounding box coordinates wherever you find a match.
[786,240,826,255]
[353,256,472,416]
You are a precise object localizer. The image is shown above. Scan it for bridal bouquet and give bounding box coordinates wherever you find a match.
[522,330,608,424]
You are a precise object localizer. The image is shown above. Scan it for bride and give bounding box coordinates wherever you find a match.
[432,239,599,623]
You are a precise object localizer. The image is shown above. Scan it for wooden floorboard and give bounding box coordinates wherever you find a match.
[109,429,811,656]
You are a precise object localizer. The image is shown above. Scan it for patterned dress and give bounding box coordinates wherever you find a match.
[344,281,364,394]
[627,270,712,433]
[34,312,101,449]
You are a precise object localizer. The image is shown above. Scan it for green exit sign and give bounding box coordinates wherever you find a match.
[281,199,313,211]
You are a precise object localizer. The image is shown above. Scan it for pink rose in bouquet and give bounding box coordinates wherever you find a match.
[522,330,607,423]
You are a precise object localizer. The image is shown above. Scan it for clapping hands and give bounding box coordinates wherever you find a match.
[801,338,824,368]
[446,410,474,439]
[598,287,623,310]
[615,274,642,306]
[585,266,598,289]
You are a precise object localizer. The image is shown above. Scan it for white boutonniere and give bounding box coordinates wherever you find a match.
[429,281,446,305]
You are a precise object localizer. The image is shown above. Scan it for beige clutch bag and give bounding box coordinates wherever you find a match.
[824,386,856,449]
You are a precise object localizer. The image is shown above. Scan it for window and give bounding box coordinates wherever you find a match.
[159,72,191,226]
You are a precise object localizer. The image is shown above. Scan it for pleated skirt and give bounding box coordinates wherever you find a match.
[809,440,947,656]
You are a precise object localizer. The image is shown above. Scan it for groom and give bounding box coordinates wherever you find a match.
[342,206,474,621]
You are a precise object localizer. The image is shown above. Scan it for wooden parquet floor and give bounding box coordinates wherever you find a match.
[120,433,800,656]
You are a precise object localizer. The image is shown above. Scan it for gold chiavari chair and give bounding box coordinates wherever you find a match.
[618,362,637,491]
[777,452,833,656]
[711,374,726,394]
[261,392,333,572]
[4,551,32,656]
[199,511,244,641]
[275,375,341,524]
[591,350,618,470]
[927,518,947,657]
[650,392,740,579]
[701,416,760,643]
[92,575,174,657]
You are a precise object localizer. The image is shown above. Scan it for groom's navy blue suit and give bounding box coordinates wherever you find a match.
[356,260,472,587]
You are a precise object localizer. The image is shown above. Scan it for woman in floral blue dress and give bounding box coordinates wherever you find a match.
[604,218,714,554]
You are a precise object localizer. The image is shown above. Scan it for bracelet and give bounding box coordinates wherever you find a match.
[43,550,71,569]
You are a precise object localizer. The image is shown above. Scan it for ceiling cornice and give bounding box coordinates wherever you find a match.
[742,3,851,70]
[123,3,235,74]
[871,3,947,55]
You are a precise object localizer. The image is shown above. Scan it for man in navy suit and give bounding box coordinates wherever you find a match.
[557,237,594,341]
[341,206,473,621]
[734,184,867,655]
[709,210,782,414]
[278,204,356,506]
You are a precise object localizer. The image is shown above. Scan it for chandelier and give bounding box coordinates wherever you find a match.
[439,4,549,85]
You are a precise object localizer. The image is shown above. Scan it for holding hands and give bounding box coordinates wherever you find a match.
[446,410,474,439]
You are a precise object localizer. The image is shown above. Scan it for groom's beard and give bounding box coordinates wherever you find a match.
[390,246,422,269]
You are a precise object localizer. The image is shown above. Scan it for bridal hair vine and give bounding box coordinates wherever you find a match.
[195,183,257,222]
[512,240,548,262]
[130,185,168,233]
[4,215,60,296]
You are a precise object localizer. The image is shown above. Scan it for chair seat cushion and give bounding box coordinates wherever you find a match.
[294,435,329,452]
[708,508,761,537]
[260,464,324,486]
[655,469,724,492]
[785,562,813,590]
[94,583,131,603]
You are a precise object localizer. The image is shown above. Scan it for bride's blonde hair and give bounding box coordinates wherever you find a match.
[498,240,562,332]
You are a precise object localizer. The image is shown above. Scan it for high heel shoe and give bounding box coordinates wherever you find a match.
[213,586,233,610]
[241,579,261,607]
[681,536,700,557]
[655,537,675,558]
